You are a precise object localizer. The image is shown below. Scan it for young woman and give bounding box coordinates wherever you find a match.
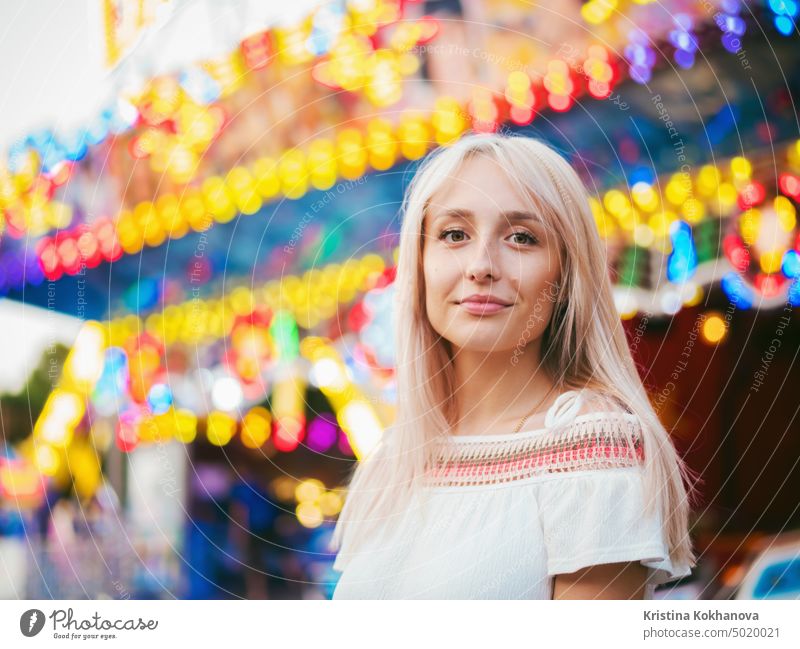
[330,132,698,599]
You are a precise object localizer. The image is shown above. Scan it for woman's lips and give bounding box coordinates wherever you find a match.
[459,301,511,315]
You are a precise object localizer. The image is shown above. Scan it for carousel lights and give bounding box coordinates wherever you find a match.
[17,6,800,514]
[68,439,102,499]
[296,500,325,529]
[121,404,352,455]
[310,358,349,392]
[505,70,536,125]
[294,477,343,528]
[782,249,800,278]
[61,321,106,393]
[211,375,245,412]
[468,87,501,132]
[97,291,391,457]
[37,143,800,331]
[35,389,84,447]
[768,0,799,36]
[544,60,574,113]
[295,478,324,503]
[701,312,728,345]
[432,97,469,145]
[0,455,46,503]
[4,0,437,237]
[592,141,800,251]
[789,277,800,306]
[241,407,271,449]
[106,252,387,349]
[206,410,237,446]
[170,409,197,444]
[659,289,684,316]
[581,0,618,25]
[775,195,797,230]
[306,413,339,453]
[669,14,698,70]
[93,137,799,334]
[631,181,660,212]
[583,45,615,99]
[589,0,785,74]
[754,271,785,297]
[147,383,174,415]
[590,143,800,318]
[779,172,800,199]
[301,337,383,459]
[624,28,656,84]
[33,442,60,477]
[33,112,439,274]
[19,24,791,248]
[26,321,107,486]
[115,407,144,452]
[716,1,747,54]
[337,399,382,459]
[723,233,750,272]
[721,271,755,309]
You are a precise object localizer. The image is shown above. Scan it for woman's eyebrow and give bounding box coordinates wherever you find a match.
[430,208,541,223]
[430,207,472,223]
[501,210,541,224]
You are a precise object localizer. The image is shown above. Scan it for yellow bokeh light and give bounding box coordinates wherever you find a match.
[295,478,325,503]
[174,409,198,444]
[206,411,236,446]
[730,156,752,180]
[318,491,343,516]
[296,501,324,528]
[701,314,727,344]
[759,249,784,274]
[241,407,271,449]
[34,443,60,476]
[682,198,705,224]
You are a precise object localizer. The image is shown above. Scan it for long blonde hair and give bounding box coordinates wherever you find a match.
[330,131,699,573]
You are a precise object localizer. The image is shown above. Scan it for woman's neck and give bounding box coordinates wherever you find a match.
[449,342,558,435]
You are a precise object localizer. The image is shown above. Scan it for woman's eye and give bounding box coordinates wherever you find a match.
[440,229,467,243]
[510,231,537,245]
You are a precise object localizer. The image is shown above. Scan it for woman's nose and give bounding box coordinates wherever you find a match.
[466,241,500,281]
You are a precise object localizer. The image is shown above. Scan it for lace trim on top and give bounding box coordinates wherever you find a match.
[424,411,645,489]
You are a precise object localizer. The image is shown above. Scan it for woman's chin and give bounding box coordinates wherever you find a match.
[447,336,519,355]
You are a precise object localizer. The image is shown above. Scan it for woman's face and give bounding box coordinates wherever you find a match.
[422,155,562,355]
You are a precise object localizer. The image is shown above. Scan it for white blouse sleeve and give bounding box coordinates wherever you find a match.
[331,519,351,572]
[532,402,692,588]
[332,552,347,572]
[535,465,691,587]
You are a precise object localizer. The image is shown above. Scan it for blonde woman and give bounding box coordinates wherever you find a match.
[330,132,698,599]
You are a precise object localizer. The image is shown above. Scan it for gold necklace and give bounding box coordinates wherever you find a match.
[511,384,559,433]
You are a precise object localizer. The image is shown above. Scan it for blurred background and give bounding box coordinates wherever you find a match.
[0,0,799,600]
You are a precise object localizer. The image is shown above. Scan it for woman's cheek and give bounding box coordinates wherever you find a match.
[423,270,437,295]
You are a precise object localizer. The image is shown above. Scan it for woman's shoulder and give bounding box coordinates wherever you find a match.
[547,388,642,439]
[573,386,635,415]
[546,386,639,429]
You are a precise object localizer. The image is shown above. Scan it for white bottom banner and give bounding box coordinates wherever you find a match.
[1,600,797,648]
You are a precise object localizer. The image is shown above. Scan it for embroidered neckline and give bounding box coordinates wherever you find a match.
[445,410,639,443]
[425,411,645,489]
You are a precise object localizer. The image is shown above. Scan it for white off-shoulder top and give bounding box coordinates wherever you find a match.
[331,389,692,599]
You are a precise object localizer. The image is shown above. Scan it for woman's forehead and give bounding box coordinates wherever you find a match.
[427,164,524,205]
